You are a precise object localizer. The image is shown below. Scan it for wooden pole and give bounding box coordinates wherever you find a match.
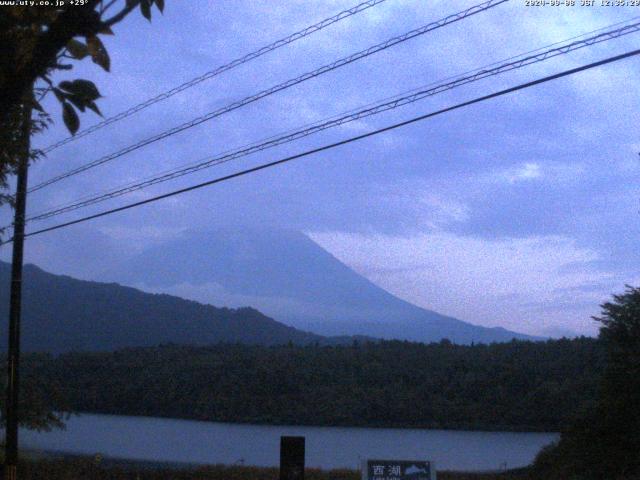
[3,95,32,480]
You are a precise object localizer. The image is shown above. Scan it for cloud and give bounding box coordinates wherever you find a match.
[483,161,586,189]
[363,180,471,232]
[499,162,542,184]
[308,230,615,336]
[98,225,185,247]
[419,194,470,224]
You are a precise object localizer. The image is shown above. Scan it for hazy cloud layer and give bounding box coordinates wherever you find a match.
[309,230,615,336]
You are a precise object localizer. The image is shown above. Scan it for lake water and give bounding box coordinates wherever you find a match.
[19,413,558,472]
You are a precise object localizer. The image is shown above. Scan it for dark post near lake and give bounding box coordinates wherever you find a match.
[280,436,305,480]
[3,99,32,480]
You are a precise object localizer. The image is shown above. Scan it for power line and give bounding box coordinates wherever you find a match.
[4,47,638,245]
[39,0,391,154]
[24,19,640,221]
[29,13,638,224]
[33,14,639,220]
[24,20,640,223]
[28,0,508,194]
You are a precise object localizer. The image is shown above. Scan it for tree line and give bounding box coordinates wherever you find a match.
[18,337,604,432]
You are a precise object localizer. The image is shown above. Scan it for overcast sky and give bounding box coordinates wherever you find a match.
[2,0,639,337]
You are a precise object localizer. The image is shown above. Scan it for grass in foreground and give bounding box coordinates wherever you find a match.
[15,458,531,480]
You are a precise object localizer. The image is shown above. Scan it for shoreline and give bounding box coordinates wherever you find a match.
[68,410,562,435]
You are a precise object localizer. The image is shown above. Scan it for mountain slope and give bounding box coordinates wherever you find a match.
[102,227,540,343]
[0,262,330,354]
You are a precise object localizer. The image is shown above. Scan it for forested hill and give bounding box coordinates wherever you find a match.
[0,262,336,353]
[27,337,604,432]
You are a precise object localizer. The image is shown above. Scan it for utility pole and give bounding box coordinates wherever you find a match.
[3,95,32,480]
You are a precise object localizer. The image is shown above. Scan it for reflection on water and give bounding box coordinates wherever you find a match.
[20,413,558,471]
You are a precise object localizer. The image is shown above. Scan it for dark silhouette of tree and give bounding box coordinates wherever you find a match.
[534,286,640,479]
[1,353,70,431]
[0,0,165,213]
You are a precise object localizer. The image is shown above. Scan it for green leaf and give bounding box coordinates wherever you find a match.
[52,87,65,103]
[87,101,103,117]
[86,35,110,72]
[65,94,87,113]
[155,0,164,13]
[59,79,101,101]
[58,81,73,92]
[140,0,151,20]
[62,102,79,135]
[66,39,89,60]
[31,99,45,113]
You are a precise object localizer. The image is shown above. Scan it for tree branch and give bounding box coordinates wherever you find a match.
[0,1,102,121]
[103,1,140,27]
[100,0,119,15]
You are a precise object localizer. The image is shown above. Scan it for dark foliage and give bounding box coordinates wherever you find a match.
[0,352,70,431]
[0,0,164,133]
[0,1,164,220]
[532,286,640,479]
[23,338,604,432]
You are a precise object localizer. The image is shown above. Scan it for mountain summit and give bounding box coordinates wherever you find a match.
[103,227,539,343]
